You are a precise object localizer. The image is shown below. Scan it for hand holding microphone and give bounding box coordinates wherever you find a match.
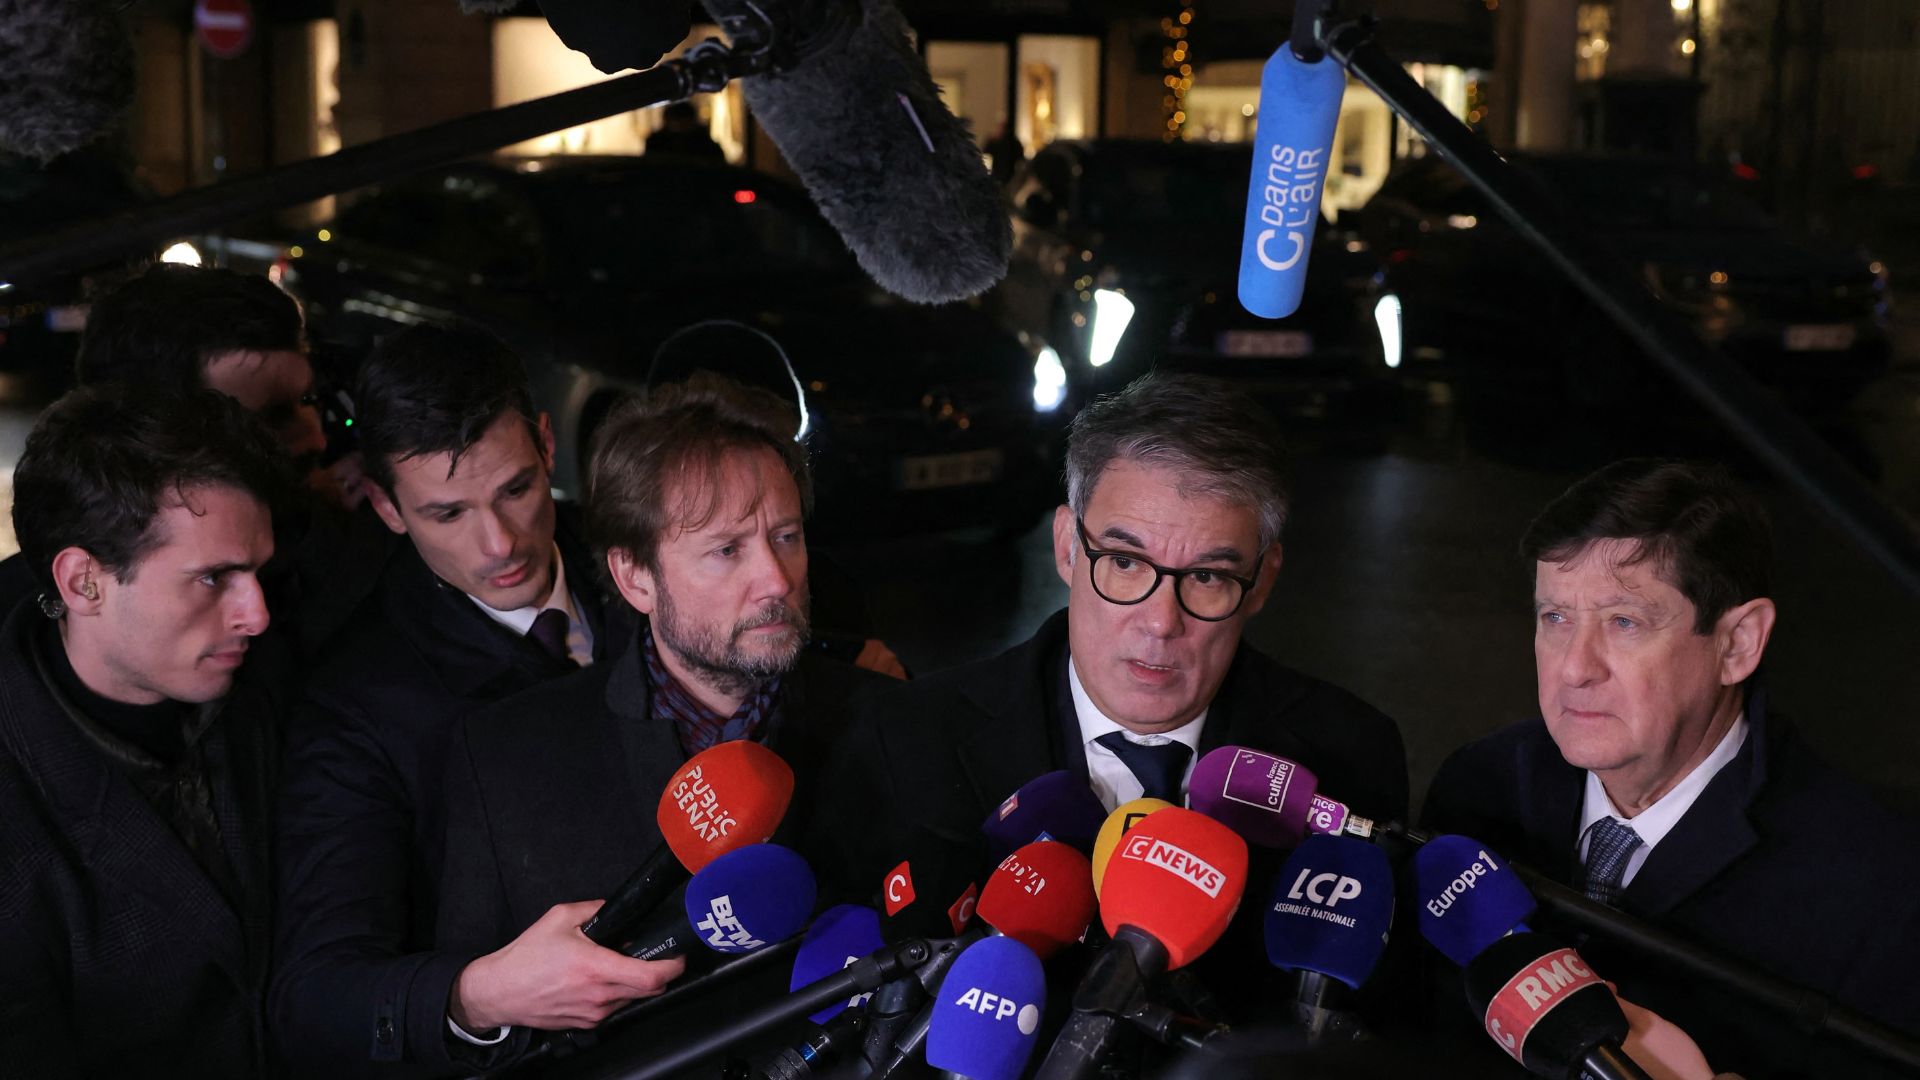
[450,900,687,1034]
[1466,931,1654,1080]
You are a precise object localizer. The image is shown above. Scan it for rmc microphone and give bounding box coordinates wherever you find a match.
[982,770,1109,860]
[581,740,795,947]
[1412,834,1538,968]
[1264,834,1395,1045]
[1236,30,1345,319]
[1465,932,1654,1080]
[623,843,817,962]
[925,936,1048,1080]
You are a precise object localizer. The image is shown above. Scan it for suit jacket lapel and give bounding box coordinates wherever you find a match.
[1523,740,1587,885]
[1624,707,1767,917]
[953,613,1071,817]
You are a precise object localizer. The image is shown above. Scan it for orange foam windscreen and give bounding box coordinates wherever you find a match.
[656,740,795,872]
[977,840,1096,959]
[1098,807,1248,970]
[1090,799,1174,899]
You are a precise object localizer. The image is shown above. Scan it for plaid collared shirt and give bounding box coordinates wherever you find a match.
[642,626,781,756]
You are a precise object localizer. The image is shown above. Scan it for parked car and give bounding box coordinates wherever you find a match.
[1355,152,1893,410]
[991,139,1386,422]
[276,155,1065,537]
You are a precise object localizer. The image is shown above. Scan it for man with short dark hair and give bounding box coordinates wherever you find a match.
[1423,459,1920,1078]
[0,386,291,1076]
[270,323,673,1077]
[434,375,891,1049]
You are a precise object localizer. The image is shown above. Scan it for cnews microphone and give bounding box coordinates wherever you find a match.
[983,770,1108,860]
[582,740,795,947]
[925,936,1048,1080]
[697,0,1011,304]
[1412,835,1537,967]
[1236,35,1344,319]
[624,843,817,962]
[790,903,887,1023]
[1465,932,1653,1080]
[1265,835,1395,1044]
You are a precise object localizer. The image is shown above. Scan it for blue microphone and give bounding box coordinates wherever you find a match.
[1412,834,1538,967]
[925,936,1047,1080]
[1237,39,1345,319]
[981,770,1107,859]
[790,903,887,1024]
[1265,834,1395,988]
[626,843,817,961]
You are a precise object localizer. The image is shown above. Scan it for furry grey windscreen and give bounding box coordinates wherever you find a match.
[712,0,1013,305]
[455,0,524,13]
[0,0,134,162]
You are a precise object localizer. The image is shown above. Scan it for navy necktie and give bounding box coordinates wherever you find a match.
[1581,817,1643,907]
[527,608,573,666]
[1094,732,1192,803]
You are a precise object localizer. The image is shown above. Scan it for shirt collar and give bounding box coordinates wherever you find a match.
[1580,712,1749,850]
[468,544,576,635]
[1067,653,1208,753]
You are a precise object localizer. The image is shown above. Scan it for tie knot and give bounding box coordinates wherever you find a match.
[527,608,572,664]
[1581,817,1643,907]
[1094,732,1193,803]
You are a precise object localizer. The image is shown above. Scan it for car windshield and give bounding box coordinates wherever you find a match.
[1081,147,1254,229]
[533,171,859,287]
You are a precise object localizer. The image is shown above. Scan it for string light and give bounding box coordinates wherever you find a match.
[1162,0,1195,139]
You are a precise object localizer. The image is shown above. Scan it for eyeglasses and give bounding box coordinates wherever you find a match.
[1075,517,1261,622]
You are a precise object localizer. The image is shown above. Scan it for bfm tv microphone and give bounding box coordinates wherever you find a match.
[1188,746,1376,850]
[1091,798,1174,898]
[1264,835,1395,1045]
[982,770,1109,861]
[925,936,1048,1080]
[1465,932,1654,1080]
[1412,834,1537,968]
[582,740,795,947]
[697,0,1012,304]
[0,0,134,162]
[1036,809,1249,1080]
[624,843,817,962]
[1236,35,1344,319]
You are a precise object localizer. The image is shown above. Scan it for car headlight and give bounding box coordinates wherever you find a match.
[1088,289,1134,369]
[1032,346,1067,412]
[160,241,203,267]
[1373,294,1403,370]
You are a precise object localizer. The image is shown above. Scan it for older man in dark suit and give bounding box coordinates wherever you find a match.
[1423,459,1920,1079]
[0,387,292,1077]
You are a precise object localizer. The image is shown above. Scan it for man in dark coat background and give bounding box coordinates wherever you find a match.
[0,387,291,1077]
[269,324,674,1077]
[1423,459,1920,1079]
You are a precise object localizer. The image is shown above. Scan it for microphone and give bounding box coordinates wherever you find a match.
[623,843,817,962]
[789,903,887,1022]
[697,0,1012,304]
[582,740,796,947]
[982,770,1109,860]
[1188,746,1378,849]
[525,0,694,75]
[862,831,991,1070]
[1264,835,1395,1045]
[0,0,134,162]
[925,936,1048,1080]
[1090,799,1175,899]
[1236,32,1344,319]
[1411,835,1538,967]
[1035,808,1249,1080]
[1464,932,1654,1080]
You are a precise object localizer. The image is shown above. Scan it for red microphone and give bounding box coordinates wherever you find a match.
[581,741,795,946]
[978,840,1097,960]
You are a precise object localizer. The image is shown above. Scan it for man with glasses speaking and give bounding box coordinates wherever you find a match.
[813,372,1407,919]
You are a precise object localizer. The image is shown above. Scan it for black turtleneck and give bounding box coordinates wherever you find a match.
[40,618,192,764]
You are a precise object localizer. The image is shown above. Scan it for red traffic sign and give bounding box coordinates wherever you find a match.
[195,0,254,60]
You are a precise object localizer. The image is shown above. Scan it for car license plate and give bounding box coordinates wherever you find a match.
[898,449,1003,491]
[1218,330,1313,358]
[1782,324,1856,352]
[45,305,89,333]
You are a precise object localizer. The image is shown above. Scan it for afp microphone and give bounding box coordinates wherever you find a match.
[1466,932,1653,1080]
[1412,834,1538,967]
[1237,34,1344,319]
[1264,835,1394,1044]
[925,936,1048,1080]
[983,771,1109,860]
[623,843,817,962]
[582,740,795,947]
[698,0,1011,304]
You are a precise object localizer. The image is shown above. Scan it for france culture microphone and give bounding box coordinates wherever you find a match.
[1236,32,1345,319]
[1264,835,1395,1044]
[1091,798,1174,898]
[1465,932,1654,1080]
[982,771,1109,861]
[1412,834,1538,968]
[624,843,817,962]
[925,936,1048,1080]
[582,740,796,947]
[1188,746,1375,850]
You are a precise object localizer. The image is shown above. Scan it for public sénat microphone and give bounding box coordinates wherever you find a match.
[581,739,795,947]
[1465,931,1654,1080]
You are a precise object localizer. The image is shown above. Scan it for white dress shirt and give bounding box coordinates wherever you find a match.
[1067,655,1207,812]
[1577,713,1749,889]
[468,544,594,667]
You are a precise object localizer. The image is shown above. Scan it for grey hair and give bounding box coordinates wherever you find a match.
[1063,372,1291,549]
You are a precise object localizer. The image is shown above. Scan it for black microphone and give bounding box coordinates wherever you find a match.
[1464,932,1653,1080]
[696,0,1011,304]
[509,0,694,76]
[0,0,134,162]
